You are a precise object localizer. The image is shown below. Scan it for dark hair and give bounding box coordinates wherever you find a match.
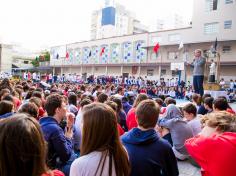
[44,94,64,116]
[29,97,42,107]
[97,93,108,103]
[23,84,30,92]
[68,93,77,106]
[213,98,228,111]
[35,88,43,93]
[0,114,47,176]
[133,93,148,108]
[0,78,12,92]
[25,91,33,100]
[183,103,197,116]
[202,94,211,101]
[0,88,10,100]
[204,97,214,109]
[192,93,202,105]
[135,99,160,128]
[81,103,130,176]
[79,99,92,108]
[18,102,39,119]
[155,98,164,106]
[164,97,176,106]
[116,86,123,94]
[2,94,14,103]
[0,100,14,115]
[111,98,123,112]
[87,95,95,102]
[32,91,43,99]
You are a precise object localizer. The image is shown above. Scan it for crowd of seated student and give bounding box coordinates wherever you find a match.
[0,77,236,176]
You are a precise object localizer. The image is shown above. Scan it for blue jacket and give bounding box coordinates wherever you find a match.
[122,128,179,176]
[122,102,132,114]
[39,117,73,168]
[0,112,14,119]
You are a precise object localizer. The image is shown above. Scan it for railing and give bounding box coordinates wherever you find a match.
[39,61,50,67]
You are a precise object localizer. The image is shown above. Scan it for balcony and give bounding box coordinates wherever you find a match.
[39,61,50,67]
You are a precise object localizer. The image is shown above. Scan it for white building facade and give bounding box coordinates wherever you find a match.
[51,0,236,82]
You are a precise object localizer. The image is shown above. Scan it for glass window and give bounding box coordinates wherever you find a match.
[225,0,233,4]
[204,22,219,34]
[224,20,232,29]
[205,0,218,11]
[147,69,154,76]
[168,52,179,60]
[222,46,231,53]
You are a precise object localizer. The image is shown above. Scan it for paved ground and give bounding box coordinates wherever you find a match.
[178,161,201,176]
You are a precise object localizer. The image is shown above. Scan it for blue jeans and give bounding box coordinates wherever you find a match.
[59,153,78,176]
[193,75,204,96]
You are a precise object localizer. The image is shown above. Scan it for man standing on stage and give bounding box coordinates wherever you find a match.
[189,49,206,96]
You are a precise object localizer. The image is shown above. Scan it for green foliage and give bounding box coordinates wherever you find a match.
[33,51,50,66]
[31,58,39,67]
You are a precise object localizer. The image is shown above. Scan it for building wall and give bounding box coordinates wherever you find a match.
[107,66,121,76]
[192,0,236,41]
[0,44,13,72]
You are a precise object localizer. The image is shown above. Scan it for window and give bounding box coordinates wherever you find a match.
[222,46,231,53]
[168,34,181,42]
[224,20,232,29]
[172,70,179,77]
[23,61,29,64]
[204,22,219,34]
[225,0,233,4]
[161,69,166,77]
[205,0,218,11]
[168,52,179,60]
[147,69,154,76]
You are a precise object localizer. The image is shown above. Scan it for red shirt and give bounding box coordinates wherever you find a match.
[41,170,64,176]
[126,108,138,131]
[226,108,235,115]
[118,123,124,136]
[185,132,236,176]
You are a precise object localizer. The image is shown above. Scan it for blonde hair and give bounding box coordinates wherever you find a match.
[201,112,236,132]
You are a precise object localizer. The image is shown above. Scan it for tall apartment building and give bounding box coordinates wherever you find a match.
[90,1,148,40]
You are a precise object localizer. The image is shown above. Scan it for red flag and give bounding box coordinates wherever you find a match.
[153,43,160,53]
[100,47,105,56]
[66,52,69,60]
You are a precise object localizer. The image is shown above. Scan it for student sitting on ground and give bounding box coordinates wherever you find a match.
[185,112,236,176]
[158,104,193,160]
[183,103,202,136]
[70,103,130,176]
[122,100,179,176]
[0,113,64,176]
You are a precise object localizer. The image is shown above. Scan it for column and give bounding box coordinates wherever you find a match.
[120,65,123,76]
[61,67,63,76]
[138,66,141,77]
[53,67,55,75]
[80,66,83,75]
[105,66,108,76]
[92,66,95,75]
[158,65,161,80]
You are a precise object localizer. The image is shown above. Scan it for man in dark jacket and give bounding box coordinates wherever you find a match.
[121,99,179,176]
[40,94,76,176]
